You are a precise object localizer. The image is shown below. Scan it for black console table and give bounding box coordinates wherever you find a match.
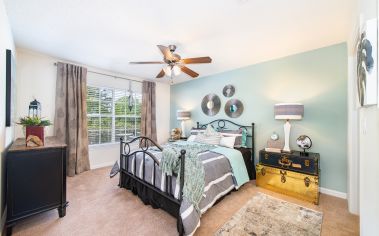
[5,137,67,235]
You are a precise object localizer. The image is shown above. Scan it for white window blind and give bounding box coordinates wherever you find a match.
[87,85,142,145]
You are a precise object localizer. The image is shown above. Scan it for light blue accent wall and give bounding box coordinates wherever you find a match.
[170,43,348,193]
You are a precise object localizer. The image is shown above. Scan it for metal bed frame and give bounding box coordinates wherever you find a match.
[119,119,255,235]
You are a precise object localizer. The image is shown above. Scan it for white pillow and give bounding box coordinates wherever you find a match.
[187,135,197,142]
[195,134,222,145]
[219,136,236,148]
[204,124,219,136]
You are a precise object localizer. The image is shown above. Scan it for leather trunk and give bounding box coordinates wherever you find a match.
[259,150,319,175]
[256,164,319,204]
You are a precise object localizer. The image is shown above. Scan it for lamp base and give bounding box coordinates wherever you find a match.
[282,120,291,153]
[180,120,186,138]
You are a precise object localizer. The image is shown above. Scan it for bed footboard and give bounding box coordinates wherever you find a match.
[119,137,185,235]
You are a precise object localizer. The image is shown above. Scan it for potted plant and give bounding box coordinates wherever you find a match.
[17,116,52,147]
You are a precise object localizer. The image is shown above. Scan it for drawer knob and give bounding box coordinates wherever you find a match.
[264,153,269,160]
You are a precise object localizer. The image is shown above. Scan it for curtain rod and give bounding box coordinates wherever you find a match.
[54,62,143,83]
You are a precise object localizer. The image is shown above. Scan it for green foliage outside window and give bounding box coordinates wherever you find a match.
[87,85,142,145]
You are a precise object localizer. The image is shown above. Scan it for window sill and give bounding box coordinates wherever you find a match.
[89,142,119,148]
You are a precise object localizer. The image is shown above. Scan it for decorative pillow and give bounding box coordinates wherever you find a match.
[219,129,243,147]
[190,128,205,135]
[194,125,222,145]
[187,135,197,142]
[204,124,219,136]
[195,135,221,145]
[219,136,236,148]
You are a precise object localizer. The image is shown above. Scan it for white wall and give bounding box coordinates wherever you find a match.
[346,0,360,215]
[0,0,15,230]
[359,107,379,235]
[347,0,379,234]
[15,48,171,169]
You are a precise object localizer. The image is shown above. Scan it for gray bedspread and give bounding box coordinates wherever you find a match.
[122,147,241,235]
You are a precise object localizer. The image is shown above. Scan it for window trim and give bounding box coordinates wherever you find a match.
[87,84,142,146]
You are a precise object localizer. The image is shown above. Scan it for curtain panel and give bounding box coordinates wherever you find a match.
[54,62,90,176]
[141,81,157,143]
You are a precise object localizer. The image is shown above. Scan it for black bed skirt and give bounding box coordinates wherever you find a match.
[119,171,181,220]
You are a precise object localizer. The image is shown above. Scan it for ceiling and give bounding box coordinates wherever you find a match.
[5,0,355,83]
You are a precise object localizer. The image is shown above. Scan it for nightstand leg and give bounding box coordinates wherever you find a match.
[58,206,66,217]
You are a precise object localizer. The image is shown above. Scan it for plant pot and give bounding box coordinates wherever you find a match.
[25,126,45,147]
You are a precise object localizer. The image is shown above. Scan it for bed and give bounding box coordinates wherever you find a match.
[118,119,255,235]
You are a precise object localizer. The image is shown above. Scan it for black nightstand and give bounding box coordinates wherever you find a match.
[5,137,68,234]
[234,147,255,180]
[168,137,187,142]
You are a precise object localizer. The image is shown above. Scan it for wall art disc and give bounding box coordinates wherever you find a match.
[222,84,235,97]
[225,99,244,118]
[356,19,378,106]
[201,93,221,116]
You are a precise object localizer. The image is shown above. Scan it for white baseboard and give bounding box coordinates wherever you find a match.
[90,161,115,170]
[320,187,347,199]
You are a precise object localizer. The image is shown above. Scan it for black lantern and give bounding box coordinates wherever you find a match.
[28,99,41,118]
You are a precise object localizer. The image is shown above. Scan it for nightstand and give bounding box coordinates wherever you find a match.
[168,137,187,142]
[234,147,255,180]
[5,137,68,234]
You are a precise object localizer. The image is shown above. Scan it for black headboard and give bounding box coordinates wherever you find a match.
[196,119,255,160]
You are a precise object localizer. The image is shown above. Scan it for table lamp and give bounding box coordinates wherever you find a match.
[274,103,304,153]
[177,110,191,138]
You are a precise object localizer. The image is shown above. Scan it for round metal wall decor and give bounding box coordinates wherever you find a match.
[225,99,244,118]
[222,84,235,97]
[201,93,221,116]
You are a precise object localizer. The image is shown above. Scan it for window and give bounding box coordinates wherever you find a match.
[87,85,142,145]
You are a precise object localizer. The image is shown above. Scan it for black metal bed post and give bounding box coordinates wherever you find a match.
[177,149,186,236]
[119,137,124,187]
[251,123,255,165]
[179,150,186,201]
[196,122,200,129]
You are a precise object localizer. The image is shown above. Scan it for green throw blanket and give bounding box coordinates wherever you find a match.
[161,142,214,211]
[211,146,250,188]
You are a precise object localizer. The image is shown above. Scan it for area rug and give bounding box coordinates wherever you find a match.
[215,192,323,236]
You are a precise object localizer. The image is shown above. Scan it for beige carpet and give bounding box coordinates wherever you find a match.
[216,193,323,236]
[12,167,358,236]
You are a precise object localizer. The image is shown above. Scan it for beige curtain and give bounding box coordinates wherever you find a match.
[54,62,90,176]
[141,81,157,142]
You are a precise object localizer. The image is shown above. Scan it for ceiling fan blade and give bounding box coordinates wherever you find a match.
[157,45,173,60]
[180,57,212,64]
[156,69,165,78]
[129,61,164,64]
[179,66,199,78]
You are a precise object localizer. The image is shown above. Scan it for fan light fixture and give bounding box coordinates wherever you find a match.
[130,45,209,79]
[164,65,181,77]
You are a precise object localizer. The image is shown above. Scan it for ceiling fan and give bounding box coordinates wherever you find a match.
[129,45,212,79]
